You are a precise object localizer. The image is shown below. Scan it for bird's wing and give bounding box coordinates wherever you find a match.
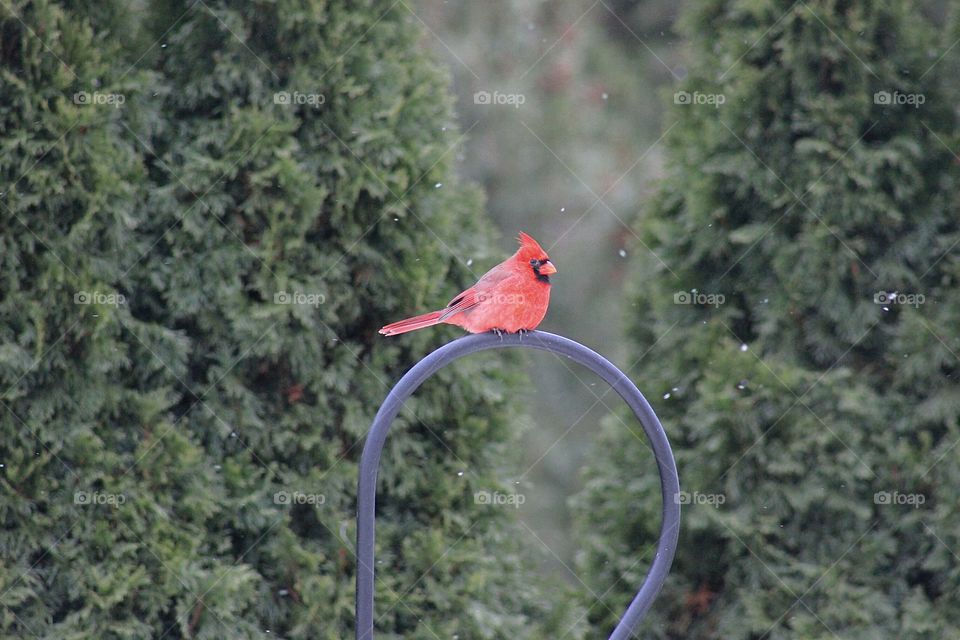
[440,287,483,321]
[439,264,520,321]
[475,262,515,289]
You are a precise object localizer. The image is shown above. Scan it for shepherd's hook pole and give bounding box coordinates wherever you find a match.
[356,330,680,639]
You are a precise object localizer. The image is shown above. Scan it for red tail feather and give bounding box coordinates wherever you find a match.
[379,310,444,336]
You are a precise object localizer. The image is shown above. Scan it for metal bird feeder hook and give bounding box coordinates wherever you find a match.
[356,330,680,639]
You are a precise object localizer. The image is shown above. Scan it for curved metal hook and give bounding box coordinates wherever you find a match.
[356,330,680,639]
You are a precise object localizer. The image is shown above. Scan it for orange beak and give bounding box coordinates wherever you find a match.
[539,260,557,275]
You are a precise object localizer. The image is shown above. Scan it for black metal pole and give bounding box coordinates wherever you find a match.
[356,330,680,640]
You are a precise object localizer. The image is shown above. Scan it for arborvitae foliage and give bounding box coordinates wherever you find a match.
[0,2,190,638]
[575,1,960,638]
[2,1,581,638]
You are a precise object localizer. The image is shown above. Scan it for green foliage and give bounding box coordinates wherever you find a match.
[0,1,583,637]
[575,1,960,638]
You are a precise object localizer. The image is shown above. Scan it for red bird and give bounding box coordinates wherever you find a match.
[379,232,557,336]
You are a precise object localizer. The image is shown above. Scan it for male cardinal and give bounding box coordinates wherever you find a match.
[379,232,556,336]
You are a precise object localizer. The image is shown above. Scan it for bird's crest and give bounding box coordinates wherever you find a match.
[517,231,549,259]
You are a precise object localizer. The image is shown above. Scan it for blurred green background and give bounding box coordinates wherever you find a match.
[413,0,683,576]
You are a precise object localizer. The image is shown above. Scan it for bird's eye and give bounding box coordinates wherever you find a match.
[529,259,539,267]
